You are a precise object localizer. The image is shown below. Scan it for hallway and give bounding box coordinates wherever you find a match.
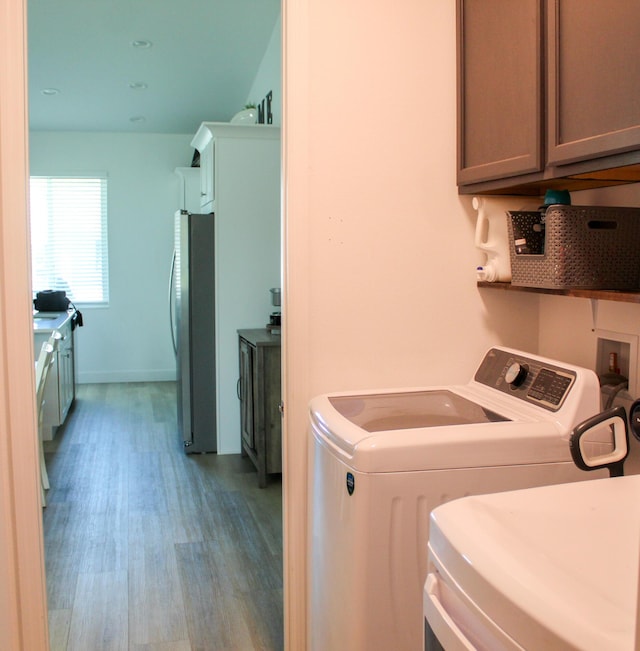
[43,382,283,651]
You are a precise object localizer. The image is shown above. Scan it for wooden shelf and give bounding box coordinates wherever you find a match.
[477,281,640,304]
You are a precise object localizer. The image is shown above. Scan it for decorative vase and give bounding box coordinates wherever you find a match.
[230,108,258,124]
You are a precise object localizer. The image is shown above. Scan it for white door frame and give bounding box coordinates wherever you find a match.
[0,0,50,649]
[1,0,312,649]
[280,0,311,646]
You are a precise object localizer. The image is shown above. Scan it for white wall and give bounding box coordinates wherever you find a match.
[281,0,540,646]
[30,131,194,383]
[247,14,282,127]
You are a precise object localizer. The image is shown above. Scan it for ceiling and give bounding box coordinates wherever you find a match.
[27,0,280,134]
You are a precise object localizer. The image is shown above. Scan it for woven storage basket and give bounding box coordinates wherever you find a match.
[507,205,640,290]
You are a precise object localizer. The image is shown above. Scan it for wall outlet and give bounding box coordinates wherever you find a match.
[595,329,639,398]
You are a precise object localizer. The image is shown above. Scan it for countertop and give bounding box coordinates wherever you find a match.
[33,309,74,334]
[237,328,281,346]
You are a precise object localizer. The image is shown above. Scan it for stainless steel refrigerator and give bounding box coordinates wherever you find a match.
[169,210,216,453]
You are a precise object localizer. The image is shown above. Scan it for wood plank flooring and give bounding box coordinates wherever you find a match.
[42,382,283,651]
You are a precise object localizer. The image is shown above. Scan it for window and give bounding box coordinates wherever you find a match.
[29,176,109,306]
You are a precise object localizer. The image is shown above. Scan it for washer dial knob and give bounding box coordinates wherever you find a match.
[505,362,528,387]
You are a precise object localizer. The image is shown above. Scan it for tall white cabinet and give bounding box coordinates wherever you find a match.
[190,122,281,454]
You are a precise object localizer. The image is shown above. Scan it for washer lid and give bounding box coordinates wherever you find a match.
[429,476,640,651]
[328,389,509,432]
[310,386,572,472]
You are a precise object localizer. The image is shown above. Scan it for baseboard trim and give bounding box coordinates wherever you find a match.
[77,370,177,384]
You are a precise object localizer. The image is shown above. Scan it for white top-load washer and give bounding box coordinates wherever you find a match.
[424,474,640,651]
[308,347,607,651]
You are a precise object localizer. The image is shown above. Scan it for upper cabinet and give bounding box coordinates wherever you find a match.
[457,0,543,187]
[546,1,640,165]
[198,138,215,209]
[457,0,640,195]
[190,122,280,212]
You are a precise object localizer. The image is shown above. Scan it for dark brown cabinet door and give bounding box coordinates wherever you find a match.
[239,337,255,450]
[457,0,543,184]
[238,330,281,487]
[262,345,282,473]
[547,0,640,166]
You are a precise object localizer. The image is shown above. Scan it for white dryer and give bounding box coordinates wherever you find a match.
[308,347,607,651]
[424,474,640,651]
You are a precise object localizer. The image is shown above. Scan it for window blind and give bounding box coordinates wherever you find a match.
[30,176,109,305]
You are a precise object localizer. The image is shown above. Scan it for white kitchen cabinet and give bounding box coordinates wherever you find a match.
[33,312,75,440]
[190,122,281,454]
[174,166,201,213]
[197,139,215,209]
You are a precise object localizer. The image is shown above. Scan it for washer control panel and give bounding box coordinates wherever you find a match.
[475,348,576,411]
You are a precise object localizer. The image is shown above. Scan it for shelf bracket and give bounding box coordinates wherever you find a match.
[590,298,599,332]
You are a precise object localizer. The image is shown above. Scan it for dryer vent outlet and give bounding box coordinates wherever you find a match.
[595,330,638,398]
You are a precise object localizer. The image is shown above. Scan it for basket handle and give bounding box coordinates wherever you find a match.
[588,220,618,230]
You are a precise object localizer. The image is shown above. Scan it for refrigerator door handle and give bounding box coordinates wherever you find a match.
[169,249,178,356]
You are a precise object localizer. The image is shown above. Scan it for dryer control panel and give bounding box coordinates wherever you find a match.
[475,348,576,411]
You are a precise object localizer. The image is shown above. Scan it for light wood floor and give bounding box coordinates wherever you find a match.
[43,382,283,651]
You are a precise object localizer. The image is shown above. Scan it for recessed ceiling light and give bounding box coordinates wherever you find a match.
[128,82,148,90]
[131,39,152,49]
[129,116,146,123]
[41,88,60,96]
